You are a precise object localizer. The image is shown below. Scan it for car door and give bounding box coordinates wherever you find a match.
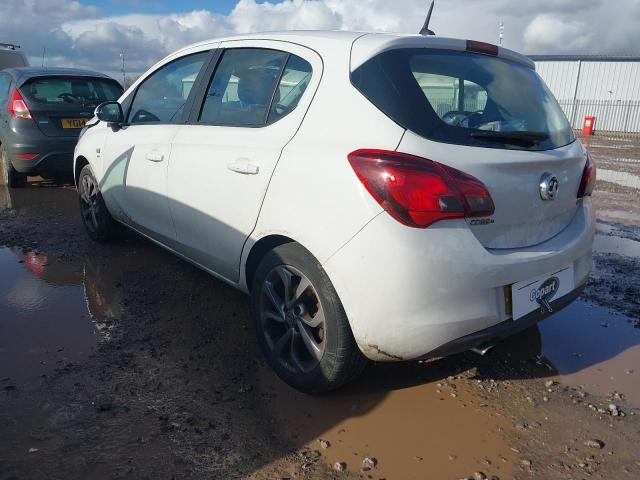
[100,50,212,244]
[168,41,321,282]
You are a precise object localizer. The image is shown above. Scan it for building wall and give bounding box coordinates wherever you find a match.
[535,61,580,100]
[533,58,640,133]
[535,60,640,101]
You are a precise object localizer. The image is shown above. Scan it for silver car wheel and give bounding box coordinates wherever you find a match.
[259,265,326,374]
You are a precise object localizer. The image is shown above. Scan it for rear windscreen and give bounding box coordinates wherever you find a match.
[22,77,123,108]
[351,49,575,151]
[0,51,27,69]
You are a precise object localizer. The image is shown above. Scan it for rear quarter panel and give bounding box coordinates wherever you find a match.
[241,40,405,289]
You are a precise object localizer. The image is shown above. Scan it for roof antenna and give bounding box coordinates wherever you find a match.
[419,1,436,36]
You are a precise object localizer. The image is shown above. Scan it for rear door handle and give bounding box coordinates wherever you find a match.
[145,150,164,162]
[227,160,259,175]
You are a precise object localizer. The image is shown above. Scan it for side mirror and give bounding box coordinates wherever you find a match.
[95,101,124,125]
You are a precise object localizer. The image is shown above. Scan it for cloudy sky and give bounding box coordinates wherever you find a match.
[4,0,640,79]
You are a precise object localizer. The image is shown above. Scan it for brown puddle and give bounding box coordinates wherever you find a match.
[534,226,640,404]
[259,365,518,479]
[538,301,640,404]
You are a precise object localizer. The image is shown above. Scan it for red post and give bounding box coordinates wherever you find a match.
[583,116,596,136]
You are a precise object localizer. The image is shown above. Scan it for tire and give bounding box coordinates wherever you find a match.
[250,242,368,393]
[0,144,27,188]
[77,164,124,243]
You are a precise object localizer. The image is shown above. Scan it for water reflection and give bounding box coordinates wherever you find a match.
[0,182,78,215]
[595,222,640,256]
[0,247,121,383]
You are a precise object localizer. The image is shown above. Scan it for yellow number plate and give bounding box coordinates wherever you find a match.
[61,118,87,129]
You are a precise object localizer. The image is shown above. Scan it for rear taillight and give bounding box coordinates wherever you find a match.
[15,153,38,160]
[8,88,32,120]
[348,149,495,228]
[577,153,596,198]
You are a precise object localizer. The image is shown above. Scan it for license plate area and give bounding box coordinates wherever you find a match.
[61,118,87,129]
[511,265,574,320]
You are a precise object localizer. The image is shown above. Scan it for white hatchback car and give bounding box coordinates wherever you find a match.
[74,31,596,393]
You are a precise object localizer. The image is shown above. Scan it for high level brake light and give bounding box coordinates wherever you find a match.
[8,88,32,120]
[348,149,495,228]
[466,40,499,56]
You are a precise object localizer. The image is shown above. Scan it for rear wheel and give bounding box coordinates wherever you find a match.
[251,243,368,393]
[78,165,123,243]
[0,145,27,188]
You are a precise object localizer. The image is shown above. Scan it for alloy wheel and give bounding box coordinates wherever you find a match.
[79,174,100,233]
[259,265,326,374]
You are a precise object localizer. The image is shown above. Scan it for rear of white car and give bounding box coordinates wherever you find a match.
[75,31,595,392]
[314,36,596,361]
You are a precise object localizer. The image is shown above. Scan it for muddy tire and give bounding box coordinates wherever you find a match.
[1,144,27,188]
[250,242,368,394]
[78,165,124,243]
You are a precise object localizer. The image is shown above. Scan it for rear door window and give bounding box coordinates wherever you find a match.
[199,48,288,127]
[22,78,123,108]
[352,49,574,151]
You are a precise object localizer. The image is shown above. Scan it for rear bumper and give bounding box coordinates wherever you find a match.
[3,122,77,175]
[426,283,585,358]
[323,199,596,362]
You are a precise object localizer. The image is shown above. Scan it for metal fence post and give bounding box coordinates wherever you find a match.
[571,59,583,129]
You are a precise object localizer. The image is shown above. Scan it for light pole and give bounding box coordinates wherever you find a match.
[119,50,126,88]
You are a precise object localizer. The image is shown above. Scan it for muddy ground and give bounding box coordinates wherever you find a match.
[1,136,640,480]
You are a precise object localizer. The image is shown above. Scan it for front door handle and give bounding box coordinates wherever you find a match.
[228,160,259,175]
[145,150,164,162]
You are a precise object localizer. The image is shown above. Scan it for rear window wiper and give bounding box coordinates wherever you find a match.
[470,131,550,147]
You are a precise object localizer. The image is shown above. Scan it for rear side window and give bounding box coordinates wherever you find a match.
[267,55,312,124]
[129,52,209,124]
[352,49,574,151]
[22,78,122,107]
[199,48,288,127]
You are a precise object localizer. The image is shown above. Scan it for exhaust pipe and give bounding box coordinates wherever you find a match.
[471,342,496,356]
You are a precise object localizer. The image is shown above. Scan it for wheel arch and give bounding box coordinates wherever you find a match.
[74,155,89,186]
[244,234,296,292]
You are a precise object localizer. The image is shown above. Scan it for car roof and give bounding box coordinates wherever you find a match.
[183,30,365,50]
[173,30,534,70]
[3,67,118,88]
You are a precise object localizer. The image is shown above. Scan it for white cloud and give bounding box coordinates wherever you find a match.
[3,0,640,81]
[523,14,592,51]
[228,0,340,32]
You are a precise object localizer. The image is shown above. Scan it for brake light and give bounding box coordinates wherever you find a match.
[466,40,499,56]
[348,149,495,228]
[8,88,32,120]
[577,153,596,198]
[15,153,38,160]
